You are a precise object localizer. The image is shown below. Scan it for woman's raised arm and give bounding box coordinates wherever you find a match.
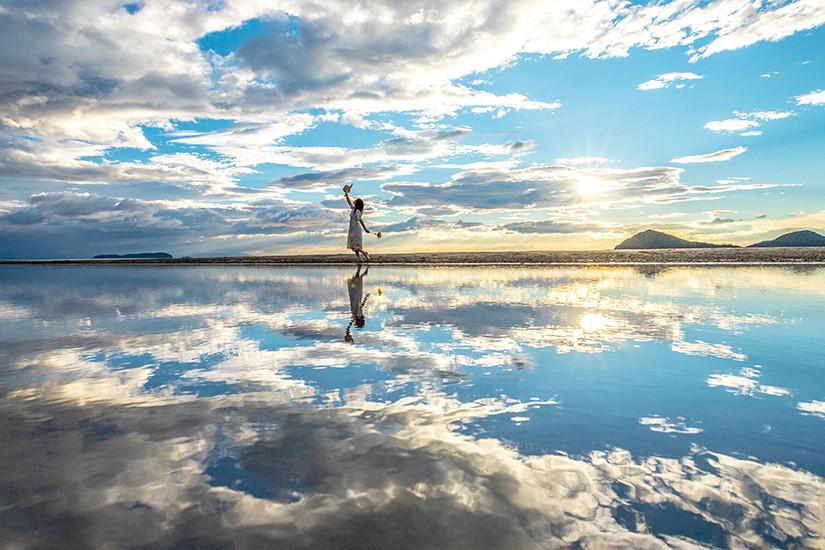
[343,185,354,207]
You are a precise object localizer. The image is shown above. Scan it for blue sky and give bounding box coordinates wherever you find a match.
[0,0,823,258]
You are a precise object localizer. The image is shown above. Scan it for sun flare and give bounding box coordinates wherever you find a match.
[578,176,605,197]
[580,313,614,332]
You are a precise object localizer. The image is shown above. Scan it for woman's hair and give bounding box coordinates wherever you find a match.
[354,198,364,212]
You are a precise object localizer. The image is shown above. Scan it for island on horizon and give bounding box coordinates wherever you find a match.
[615,229,825,250]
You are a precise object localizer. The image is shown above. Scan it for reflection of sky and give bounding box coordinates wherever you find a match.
[1,265,824,548]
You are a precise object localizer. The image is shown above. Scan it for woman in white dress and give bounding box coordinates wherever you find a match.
[344,265,369,343]
[343,185,371,263]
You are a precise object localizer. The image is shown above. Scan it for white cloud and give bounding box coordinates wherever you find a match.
[383,164,683,214]
[671,146,747,164]
[638,72,703,91]
[686,0,825,61]
[168,124,532,173]
[1,0,823,257]
[381,162,788,215]
[1,0,820,155]
[704,110,792,136]
[744,110,794,121]
[168,115,319,149]
[0,190,350,258]
[795,89,825,105]
[704,118,760,133]
[270,165,420,192]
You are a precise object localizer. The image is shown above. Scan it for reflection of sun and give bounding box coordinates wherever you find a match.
[578,176,604,196]
[580,313,614,332]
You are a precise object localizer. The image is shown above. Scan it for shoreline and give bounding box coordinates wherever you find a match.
[3,247,825,266]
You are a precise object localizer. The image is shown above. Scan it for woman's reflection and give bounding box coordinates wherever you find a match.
[345,265,370,343]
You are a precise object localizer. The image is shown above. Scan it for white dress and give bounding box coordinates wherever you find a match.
[347,207,363,250]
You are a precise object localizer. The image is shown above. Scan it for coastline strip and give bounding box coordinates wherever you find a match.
[3,248,825,266]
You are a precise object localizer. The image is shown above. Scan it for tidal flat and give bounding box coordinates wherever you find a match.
[1,264,823,548]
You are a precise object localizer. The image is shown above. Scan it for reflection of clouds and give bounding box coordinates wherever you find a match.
[639,416,703,434]
[0,300,29,322]
[1,390,823,549]
[671,340,746,361]
[0,266,817,405]
[1,265,806,406]
[797,401,825,419]
[380,267,781,357]
[707,366,791,398]
[708,373,758,394]
[1,265,824,547]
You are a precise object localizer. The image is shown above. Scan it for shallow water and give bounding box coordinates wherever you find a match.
[1,264,823,548]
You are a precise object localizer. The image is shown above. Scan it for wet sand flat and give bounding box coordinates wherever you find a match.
[3,247,825,265]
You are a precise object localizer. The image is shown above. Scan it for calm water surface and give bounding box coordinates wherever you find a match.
[1,265,823,548]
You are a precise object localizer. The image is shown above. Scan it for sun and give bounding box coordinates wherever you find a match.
[577,176,605,197]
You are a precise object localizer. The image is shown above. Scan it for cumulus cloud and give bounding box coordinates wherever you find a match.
[704,118,760,133]
[1,1,823,256]
[687,0,825,61]
[671,146,747,164]
[502,220,603,234]
[269,166,418,191]
[503,140,536,153]
[383,164,676,214]
[638,72,703,91]
[167,116,320,150]
[703,216,736,225]
[0,191,345,258]
[382,162,784,215]
[242,201,344,232]
[1,0,820,153]
[704,110,793,135]
[795,89,825,105]
[378,217,482,234]
[170,126,487,172]
[0,136,252,195]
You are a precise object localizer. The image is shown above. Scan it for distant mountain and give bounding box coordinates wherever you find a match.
[93,252,173,259]
[614,230,737,250]
[748,230,825,248]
